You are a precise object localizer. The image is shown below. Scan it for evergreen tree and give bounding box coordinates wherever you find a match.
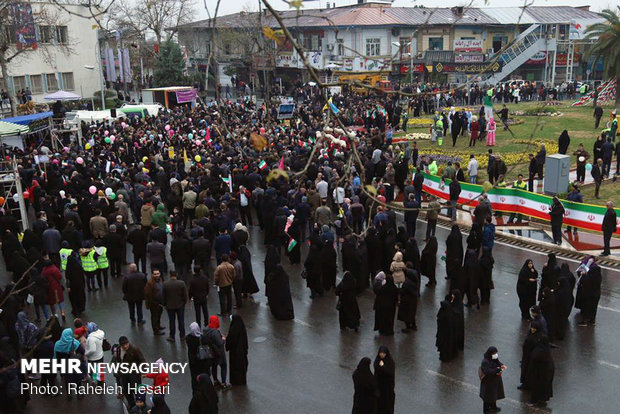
[153,39,186,87]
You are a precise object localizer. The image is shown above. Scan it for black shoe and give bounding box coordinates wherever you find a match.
[138,320,146,325]
[154,331,165,336]
[401,329,410,333]
[166,337,175,342]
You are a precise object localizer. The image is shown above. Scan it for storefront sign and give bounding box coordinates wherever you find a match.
[454,54,484,63]
[453,39,483,53]
[399,64,426,74]
[433,61,502,74]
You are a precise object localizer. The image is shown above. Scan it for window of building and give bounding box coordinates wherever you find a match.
[311,34,322,51]
[56,26,68,44]
[460,36,475,40]
[61,72,74,90]
[30,75,43,94]
[336,39,345,56]
[12,76,26,92]
[492,35,508,53]
[38,26,53,43]
[428,37,444,51]
[366,38,381,56]
[46,74,59,92]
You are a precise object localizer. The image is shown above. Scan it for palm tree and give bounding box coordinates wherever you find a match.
[585,6,620,109]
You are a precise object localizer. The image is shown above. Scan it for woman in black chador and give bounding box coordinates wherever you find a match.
[266,264,294,320]
[420,236,438,286]
[352,357,379,414]
[445,225,463,282]
[373,272,398,336]
[335,271,361,332]
[226,315,249,385]
[374,346,395,414]
[516,259,538,320]
[436,291,460,362]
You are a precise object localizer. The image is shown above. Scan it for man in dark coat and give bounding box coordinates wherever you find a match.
[549,197,565,245]
[122,263,147,325]
[403,193,420,238]
[112,336,146,408]
[188,266,209,327]
[591,158,604,199]
[162,270,188,341]
[601,201,617,256]
[527,154,538,192]
[191,230,211,277]
[127,227,147,273]
[170,231,192,282]
[103,224,124,278]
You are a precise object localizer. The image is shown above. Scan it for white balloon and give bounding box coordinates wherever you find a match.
[12,193,19,202]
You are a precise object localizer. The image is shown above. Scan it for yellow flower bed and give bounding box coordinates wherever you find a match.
[407,118,434,127]
[422,140,558,168]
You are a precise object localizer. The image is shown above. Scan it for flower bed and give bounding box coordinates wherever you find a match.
[419,140,558,169]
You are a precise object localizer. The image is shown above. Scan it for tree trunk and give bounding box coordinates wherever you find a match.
[0,56,17,116]
[616,77,619,110]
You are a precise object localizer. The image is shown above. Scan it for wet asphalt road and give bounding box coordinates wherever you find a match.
[13,216,620,414]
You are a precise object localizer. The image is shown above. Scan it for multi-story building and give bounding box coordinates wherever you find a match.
[177,2,603,90]
[1,2,100,106]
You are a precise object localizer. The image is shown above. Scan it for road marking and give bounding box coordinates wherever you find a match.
[598,305,620,313]
[598,360,620,370]
[424,369,547,412]
[293,318,313,328]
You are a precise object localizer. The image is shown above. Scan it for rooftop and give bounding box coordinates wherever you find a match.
[178,4,603,30]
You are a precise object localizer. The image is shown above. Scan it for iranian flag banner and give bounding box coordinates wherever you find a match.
[422,173,620,235]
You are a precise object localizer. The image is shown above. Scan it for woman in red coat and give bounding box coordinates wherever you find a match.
[41,259,66,321]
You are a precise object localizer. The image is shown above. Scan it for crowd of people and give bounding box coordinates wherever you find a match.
[0,86,612,414]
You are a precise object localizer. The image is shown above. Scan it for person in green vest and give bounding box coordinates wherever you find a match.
[59,241,73,272]
[580,83,587,95]
[428,157,438,176]
[508,174,527,224]
[94,240,109,289]
[80,242,99,292]
[435,118,444,146]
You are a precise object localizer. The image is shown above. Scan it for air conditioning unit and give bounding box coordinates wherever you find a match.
[391,28,400,37]
[417,52,424,59]
[326,44,334,52]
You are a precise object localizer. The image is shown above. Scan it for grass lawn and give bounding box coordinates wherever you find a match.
[398,100,618,204]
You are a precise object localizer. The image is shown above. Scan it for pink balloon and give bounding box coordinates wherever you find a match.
[76,157,84,165]
[63,147,70,153]
[121,122,127,128]
[110,136,116,143]
[165,124,171,131]
[188,118,192,122]
[195,140,202,146]
[52,159,59,165]
[169,130,174,137]
[104,130,109,136]
[89,185,97,195]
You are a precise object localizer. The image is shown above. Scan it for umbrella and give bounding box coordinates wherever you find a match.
[44,90,82,101]
[306,81,317,87]
[324,63,341,69]
[0,121,29,137]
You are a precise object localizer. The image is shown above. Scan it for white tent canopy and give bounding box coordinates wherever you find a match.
[44,90,82,101]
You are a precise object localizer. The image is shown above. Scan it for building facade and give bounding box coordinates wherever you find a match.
[177,3,603,90]
[1,2,100,105]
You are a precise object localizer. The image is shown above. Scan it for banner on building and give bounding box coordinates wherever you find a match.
[454,54,484,63]
[105,48,117,82]
[123,48,132,82]
[453,39,483,53]
[11,2,37,49]
[433,61,502,74]
[422,173,620,235]
[175,89,197,104]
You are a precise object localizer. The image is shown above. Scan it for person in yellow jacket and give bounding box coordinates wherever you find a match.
[59,241,73,272]
[80,242,99,292]
[508,174,527,224]
[94,240,109,289]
